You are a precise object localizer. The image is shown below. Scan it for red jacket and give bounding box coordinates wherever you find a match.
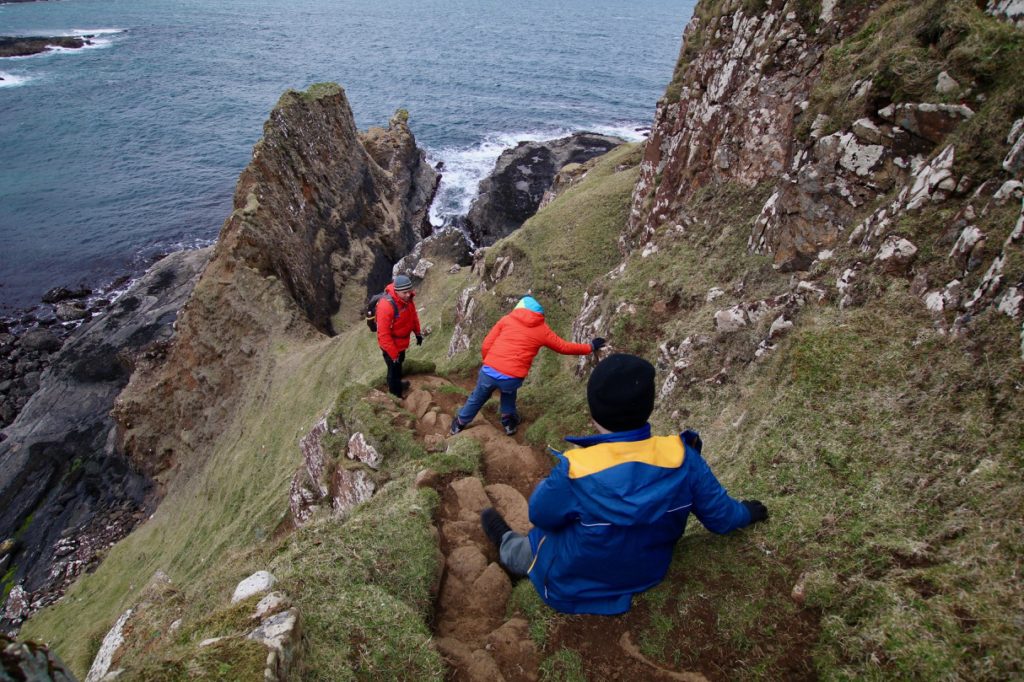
[376,283,421,360]
[481,308,591,378]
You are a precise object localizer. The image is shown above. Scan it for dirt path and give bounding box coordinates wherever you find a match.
[401,376,713,682]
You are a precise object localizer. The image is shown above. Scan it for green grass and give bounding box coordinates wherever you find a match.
[507,580,558,647]
[799,0,1024,154]
[18,273,458,676]
[268,483,446,680]
[15,15,1024,675]
[539,648,587,682]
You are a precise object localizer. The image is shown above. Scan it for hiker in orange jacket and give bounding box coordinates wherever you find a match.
[450,295,605,436]
[377,274,422,397]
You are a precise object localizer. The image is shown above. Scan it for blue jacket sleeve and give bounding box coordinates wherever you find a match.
[686,446,752,534]
[528,455,577,531]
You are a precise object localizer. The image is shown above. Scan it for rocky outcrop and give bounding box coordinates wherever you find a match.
[0,248,211,632]
[986,0,1024,26]
[391,226,474,286]
[82,570,300,681]
[465,132,624,246]
[113,84,439,480]
[0,36,91,58]
[576,0,1024,403]
[1,634,75,681]
[626,3,854,251]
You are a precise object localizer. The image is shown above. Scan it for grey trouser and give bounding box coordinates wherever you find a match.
[499,531,533,577]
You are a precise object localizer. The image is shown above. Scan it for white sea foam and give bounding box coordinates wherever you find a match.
[426,123,649,227]
[0,72,31,88]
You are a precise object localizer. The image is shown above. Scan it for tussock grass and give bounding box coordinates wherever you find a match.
[268,483,445,680]
[539,648,587,682]
[686,294,1024,679]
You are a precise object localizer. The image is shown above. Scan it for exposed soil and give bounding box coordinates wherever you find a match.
[402,375,818,681]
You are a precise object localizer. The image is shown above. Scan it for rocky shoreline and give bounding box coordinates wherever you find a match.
[0,248,212,633]
[1,276,135,434]
[0,36,93,59]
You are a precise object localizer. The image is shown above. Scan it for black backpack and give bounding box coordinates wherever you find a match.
[365,292,398,332]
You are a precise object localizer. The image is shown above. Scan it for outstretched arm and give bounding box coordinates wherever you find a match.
[541,324,595,356]
[687,447,753,534]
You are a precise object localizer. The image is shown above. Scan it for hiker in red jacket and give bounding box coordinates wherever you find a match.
[377,274,422,397]
[450,295,605,436]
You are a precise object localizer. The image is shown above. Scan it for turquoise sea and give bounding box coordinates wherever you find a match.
[0,0,695,314]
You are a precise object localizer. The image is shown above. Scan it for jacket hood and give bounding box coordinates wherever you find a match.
[508,307,545,327]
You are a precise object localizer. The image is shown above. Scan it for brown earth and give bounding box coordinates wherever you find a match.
[400,375,818,681]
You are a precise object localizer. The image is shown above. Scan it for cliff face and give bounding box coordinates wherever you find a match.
[113,84,439,479]
[611,0,1023,354]
[225,88,436,335]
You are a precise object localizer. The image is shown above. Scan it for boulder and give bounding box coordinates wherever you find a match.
[232,571,277,604]
[465,132,624,246]
[1,634,76,681]
[41,286,91,304]
[875,236,918,274]
[878,103,974,145]
[18,329,61,353]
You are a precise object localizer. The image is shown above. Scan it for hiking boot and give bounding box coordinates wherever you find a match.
[501,414,520,436]
[449,417,466,435]
[481,508,512,548]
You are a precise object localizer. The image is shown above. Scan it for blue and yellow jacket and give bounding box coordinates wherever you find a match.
[526,424,752,615]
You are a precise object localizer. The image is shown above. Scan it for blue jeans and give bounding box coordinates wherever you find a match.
[456,368,523,425]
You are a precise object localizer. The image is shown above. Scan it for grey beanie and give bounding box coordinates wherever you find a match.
[394,274,413,291]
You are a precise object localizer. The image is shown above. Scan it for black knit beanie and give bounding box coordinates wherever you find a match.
[587,353,656,432]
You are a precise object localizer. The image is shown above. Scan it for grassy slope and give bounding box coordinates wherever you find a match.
[18,263,474,676]
[19,3,1024,674]
[16,147,637,678]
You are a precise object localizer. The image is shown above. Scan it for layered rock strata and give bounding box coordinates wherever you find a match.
[113,84,439,481]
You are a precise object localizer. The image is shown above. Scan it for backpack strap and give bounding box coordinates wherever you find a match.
[384,293,399,320]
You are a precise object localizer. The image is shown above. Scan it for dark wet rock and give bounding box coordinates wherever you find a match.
[0,633,76,681]
[0,36,91,58]
[54,302,89,323]
[0,247,211,632]
[392,227,474,284]
[18,329,61,353]
[41,286,91,304]
[465,132,624,246]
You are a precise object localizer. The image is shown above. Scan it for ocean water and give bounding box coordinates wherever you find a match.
[0,0,695,315]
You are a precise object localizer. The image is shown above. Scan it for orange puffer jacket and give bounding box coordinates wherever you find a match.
[376,283,421,360]
[481,308,592,378]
